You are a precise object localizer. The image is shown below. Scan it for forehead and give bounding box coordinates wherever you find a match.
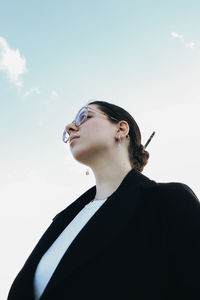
[77,104,100,114]
[87,104,101,113]
[88,104,99,110]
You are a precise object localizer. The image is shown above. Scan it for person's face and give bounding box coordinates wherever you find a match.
[65,104,119,165]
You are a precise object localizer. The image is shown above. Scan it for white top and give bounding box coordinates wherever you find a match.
[33,198,107,300]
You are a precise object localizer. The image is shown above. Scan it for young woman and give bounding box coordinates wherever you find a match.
[8,101,200,300]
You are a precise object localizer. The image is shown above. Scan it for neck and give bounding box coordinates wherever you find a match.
[91,160,132,200]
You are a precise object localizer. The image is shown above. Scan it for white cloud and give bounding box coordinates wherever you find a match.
[25,87,40,97]
[51,90,58,99]
[0,37,27,86]
[171,32,184,43]
[185,42,196,49]
[171,32,197,49]
[43,90,59,104]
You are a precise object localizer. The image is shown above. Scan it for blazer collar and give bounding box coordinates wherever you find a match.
[40,169,156,299]
[54,168,155,221]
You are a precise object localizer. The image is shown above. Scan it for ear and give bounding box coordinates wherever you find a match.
[116,120,129,138]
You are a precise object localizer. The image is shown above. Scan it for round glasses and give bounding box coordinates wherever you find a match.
[62,105,118,143]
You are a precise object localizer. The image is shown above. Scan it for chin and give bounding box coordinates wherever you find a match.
[71,146,97,166]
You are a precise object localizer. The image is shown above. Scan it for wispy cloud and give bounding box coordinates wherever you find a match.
[25,87,40,97]
[171,32,197,49]
[44,90,59,104]
[171,32,185,43]
[0,37,27,86]
[185,42,196,49]
[51,90,58,99]
[171,32,198,49]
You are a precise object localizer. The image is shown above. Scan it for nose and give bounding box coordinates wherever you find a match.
[65,121,79,136]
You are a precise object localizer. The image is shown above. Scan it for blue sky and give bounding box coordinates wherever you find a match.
[1,1,200,298]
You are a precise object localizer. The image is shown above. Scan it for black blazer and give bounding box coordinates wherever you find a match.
[8,169,200,300]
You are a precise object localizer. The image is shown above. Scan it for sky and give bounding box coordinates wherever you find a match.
[1,0,200,298]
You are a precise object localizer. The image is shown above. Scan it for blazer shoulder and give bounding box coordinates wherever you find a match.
[157,181,199,203]
[144,181,200,215]
[142,182,200,247]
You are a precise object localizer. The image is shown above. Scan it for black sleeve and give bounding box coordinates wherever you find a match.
[164,183,200,300]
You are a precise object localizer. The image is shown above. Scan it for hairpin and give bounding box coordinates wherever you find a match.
[144,131,155,149]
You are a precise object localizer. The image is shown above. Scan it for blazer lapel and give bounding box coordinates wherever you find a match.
[23,187,97,269]
[40,169,156,299]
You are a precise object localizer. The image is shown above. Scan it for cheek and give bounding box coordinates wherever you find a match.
[70,125,112,162]
[82,121,104,141]
[87,121,115,148]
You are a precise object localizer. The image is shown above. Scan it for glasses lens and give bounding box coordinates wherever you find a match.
[62,130,69,143]
[75,107,87,126]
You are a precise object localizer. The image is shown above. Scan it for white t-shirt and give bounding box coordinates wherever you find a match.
[33,198,107,300]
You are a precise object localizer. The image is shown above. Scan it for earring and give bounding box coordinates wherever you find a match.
[85,169,90,175]
[118,135,122,151]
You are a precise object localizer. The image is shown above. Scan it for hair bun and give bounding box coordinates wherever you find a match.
[133,144,149,172]
[136,144,145,153]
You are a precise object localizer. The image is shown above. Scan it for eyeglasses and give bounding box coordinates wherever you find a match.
[62,105,119,143]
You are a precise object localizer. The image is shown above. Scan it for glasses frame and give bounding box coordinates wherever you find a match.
[63,105,119,143]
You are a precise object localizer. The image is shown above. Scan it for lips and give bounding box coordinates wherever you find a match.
[69,136,80,143]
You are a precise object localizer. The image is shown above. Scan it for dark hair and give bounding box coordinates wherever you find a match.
[88,100,150,172]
